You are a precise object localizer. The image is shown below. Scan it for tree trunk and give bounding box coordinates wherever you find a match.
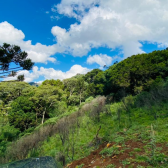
[41,109,46,124]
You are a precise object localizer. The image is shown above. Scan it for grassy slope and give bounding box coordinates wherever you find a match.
[36,97,168,167]
[1,96,168,167]
[1,84,168,167]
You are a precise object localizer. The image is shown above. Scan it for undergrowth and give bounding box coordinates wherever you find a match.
[1,93,168,167]
[36,99,168,167]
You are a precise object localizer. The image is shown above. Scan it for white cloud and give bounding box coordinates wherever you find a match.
[51,0,168,58]
[4,65,91,82]
[52,0,99,19]
[50,15,60,20]
[2,0,168,65]
[0,21,25,43]
[87,54,113,68]
[0,21,60,63]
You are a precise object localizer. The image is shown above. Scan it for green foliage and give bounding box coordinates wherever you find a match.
[30,84,66,124]
[76,163,84,168]
[68,95,79,105]
[106,164,116,168]
[84,69,103,83]
[113,136,125,144]
[2,48,168,167]
[134,148,142,152]
[50,101,68,118]
[8,96,36,132]
[122,159,131,166]
[0,125,20,157]
[147,152,168,166]
[42,79,64,89]
[85,96,94,103]
[84,69,106,96]
[99,146,120,156]
[76,77,88,105]
[105,49,168,98]
[0,81,32,103]
[0,125,20,142]
[17,74,25,81]
[63,78,77,96]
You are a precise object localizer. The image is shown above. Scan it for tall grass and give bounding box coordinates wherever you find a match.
[0,96,106,164]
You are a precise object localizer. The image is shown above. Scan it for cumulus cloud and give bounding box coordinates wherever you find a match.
[0,21,25,43]
[0,21,60,63]
[2,0,168,65]
[51,0,168,58]
[87,54,113,68]
[52,0,99,19]
[4,65,91,82]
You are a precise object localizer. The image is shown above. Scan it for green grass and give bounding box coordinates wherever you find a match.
[2,95,168,167]
[106,164,116,168]
[36,99,168,166]
[76,163,84,168]
[99,146,120,156]
[134,148,142,152]
[122,159,131,166]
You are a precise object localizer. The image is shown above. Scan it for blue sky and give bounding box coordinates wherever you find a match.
[0,0,167,82]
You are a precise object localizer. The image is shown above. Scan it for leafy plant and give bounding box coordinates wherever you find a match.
[100,146,120,156]
[122,159,131,166]
[114,136,125,144]
[134,148,142,152]
[76,163,84,168]
[106,164,116,168]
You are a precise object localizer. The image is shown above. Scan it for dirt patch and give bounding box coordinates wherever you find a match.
[66,140,168,168]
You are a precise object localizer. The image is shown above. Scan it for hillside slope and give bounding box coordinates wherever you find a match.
[1,49,168,168]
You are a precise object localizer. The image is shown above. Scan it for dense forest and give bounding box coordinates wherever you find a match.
[1,48,168,167]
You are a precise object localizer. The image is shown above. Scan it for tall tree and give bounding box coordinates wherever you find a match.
[42,79,64,89]
[0,81,32,104]
[84,69,103,83]
[63,78,77,97]
[17,74,25,82]
[0,43,34,78]
[8,96,36,132]
[76,78,87,105]
[30,85,65,124]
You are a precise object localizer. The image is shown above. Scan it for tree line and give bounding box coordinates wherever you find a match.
[1,48,168,132]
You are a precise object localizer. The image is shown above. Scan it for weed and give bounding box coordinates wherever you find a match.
[134,148,142,152]
[137,166,145,168]
[135,154,148,163]
[129,151,134,157]
[147,153,168,166]
[99,146,120,156]
[106,163,116,168]
[113,136,125,144]
[28,148,39,157]
[76,163,84,168]
[122,159,131,166]
[156,147,162,151]
[128,165,134,168]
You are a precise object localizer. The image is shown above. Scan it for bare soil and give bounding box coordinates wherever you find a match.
[65,139,168,168]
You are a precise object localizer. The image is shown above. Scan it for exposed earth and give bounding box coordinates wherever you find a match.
[66,139,168,168]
